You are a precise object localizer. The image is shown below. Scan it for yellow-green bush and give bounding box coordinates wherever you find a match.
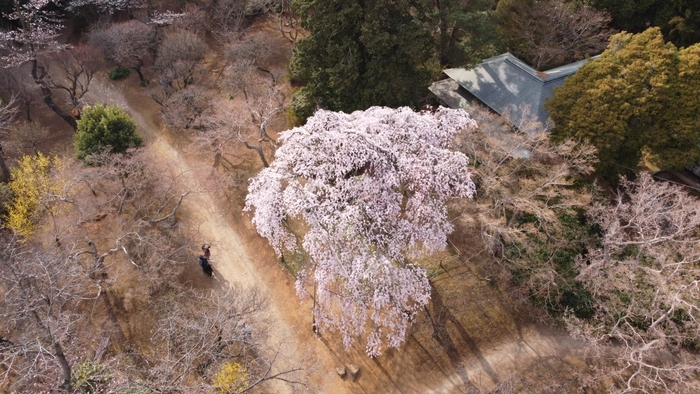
[71,360,110,393]
[3,153,56,236]
[214,362,249,394]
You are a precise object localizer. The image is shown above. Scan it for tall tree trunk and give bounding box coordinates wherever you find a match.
[0,145,10,183]
[53,341,74,393]
[31,60,77,130]
[132,59,147,85]
[243,141,270,168]
[436,1,450,66]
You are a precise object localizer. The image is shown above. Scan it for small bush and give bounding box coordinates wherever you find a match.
[214,362,249,394]
[71,360,110,393]
[289,88,314,123]
[74,105,143,162]
[109,67,132,80]
[3,153,56,236]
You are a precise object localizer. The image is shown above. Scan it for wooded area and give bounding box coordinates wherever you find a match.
[0,0,699,393]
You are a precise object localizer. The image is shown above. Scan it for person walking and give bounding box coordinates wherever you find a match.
[198,253,213,277]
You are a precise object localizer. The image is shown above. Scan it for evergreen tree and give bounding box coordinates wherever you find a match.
[74,105,143,162]
[432,0,501,67]
[290,0,434,120]
[546,28,700,178]
[586,0,700,47]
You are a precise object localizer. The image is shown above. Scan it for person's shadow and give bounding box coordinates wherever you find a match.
[210,267,230,288]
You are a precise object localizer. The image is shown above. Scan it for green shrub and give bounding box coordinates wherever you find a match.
[74,105,143,162]
[289,88,314,123]
[71,360,109,393]
[503,208,600,318]
[109,67,131,80]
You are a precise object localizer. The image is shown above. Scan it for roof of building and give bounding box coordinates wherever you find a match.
[433,53,594,127]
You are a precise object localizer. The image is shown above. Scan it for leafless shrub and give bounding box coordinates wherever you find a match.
[0,234,102,392]
[215,31,286,168]
[497,0,614,70]
[159,85,214,131]
[209,0,249,43]
[154,29,208,89]
[0,96,18,182]
[459,104,597,314]
[225,31,275,71]
[173,3,208,35]
[568,173,700,393]
[88,20,156,83]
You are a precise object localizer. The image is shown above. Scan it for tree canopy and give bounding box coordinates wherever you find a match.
[245,106,477,356]
[431,0,501,67]
[289,0,435,120]
[74,104,142,161]
[585,0,700,48]
[570,173,700,392]
[496,0,614,70]
[546,27,700,178]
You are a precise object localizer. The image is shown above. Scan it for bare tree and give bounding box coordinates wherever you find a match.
[276,0,304,43]
[0,69,35,122]
[0,97,18,183]
[567,173,700,393]
[459,105,598,315]
[0,234,101,392]
[209,0,249,43]
[154,29,208,90]
[44,45,102,112]
[220,31,286,167]
[66,0,145,19]
[141,287,312,392]
[7,121,50,156]
[0,139,305,392]
[0,4,100,128]
[171,4,208,36]
[15,148,193,292]
[89,20,157,84]
[496,0,614,69]
[0,0,78,129]
[158,85,214,131]
[145,27,211,131]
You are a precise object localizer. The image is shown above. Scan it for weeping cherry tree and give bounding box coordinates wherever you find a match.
[245,106,477,356]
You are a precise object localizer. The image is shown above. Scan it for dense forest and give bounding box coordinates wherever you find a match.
[0,0,699,393]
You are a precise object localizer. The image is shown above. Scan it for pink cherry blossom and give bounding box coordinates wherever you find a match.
[245,106,477,356]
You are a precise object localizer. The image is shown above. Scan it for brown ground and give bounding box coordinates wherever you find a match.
[16,18,591,393]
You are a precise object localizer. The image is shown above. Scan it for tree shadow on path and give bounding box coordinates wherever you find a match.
[425,283,501,390]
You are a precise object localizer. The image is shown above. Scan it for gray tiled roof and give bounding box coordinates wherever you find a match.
[438,53,593,127]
